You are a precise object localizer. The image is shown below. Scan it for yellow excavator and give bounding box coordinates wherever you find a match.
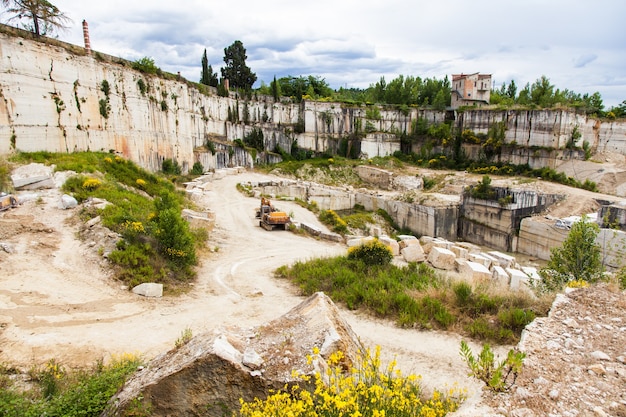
[255,197,290,231]
[0,193,18,212]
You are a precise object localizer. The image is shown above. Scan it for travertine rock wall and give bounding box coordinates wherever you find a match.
[1,25,625,175]
[456,109,626,154]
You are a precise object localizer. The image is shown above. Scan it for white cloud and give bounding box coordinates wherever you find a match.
[31,0,626,107]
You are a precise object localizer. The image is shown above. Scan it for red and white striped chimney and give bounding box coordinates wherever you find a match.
[82,20,91,55]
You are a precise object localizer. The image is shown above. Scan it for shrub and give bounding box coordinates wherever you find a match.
[319,209,348,234]
[99,98,110,119]
[161,158,181,175]
[174,327,193,348]
[538,216,602,292]
[100,80,110,97]
[453,281,473,306]
[470,175,496,200]
[0,354,142,416]
[460,341,525,392]
[497,308,535,333]
[82,177,102,190]
[347,239,393,266]
[132,56,158,74]
[137,78,147,95]
[191,162,204,175]
[152,193,196,268]
[238,346,464,417]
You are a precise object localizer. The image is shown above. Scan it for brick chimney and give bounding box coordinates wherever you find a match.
[82,20,91,55]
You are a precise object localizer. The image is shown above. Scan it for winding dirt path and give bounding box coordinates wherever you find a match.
[0,170,496,411]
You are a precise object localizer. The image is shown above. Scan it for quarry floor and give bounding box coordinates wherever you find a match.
[0,167,625,416]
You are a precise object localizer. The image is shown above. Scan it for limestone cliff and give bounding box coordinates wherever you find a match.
[1,24,625,174]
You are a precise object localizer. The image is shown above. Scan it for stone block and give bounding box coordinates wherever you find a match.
[432,239,452,249]
[320,232,344,243]
[397,235,419,249]
[378,236,400,256]
[346,236,375,247]
[456,241,481,254]
[488,251,517,268]
[492,266,509,286]
[480,252,499,267]
[450,245,468,259]
[301,223,322,236]
[132,283,163,297]
[427,247,456,270]
[469,253,491,268]
[506,268,530,290]
[458,261,492,282]
[521,266,541,283]
[401,243,425,263]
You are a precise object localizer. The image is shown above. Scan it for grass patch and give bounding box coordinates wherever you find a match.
[11,152,202,291]
[261,157,364,187]
[0,354,142,417]
[276,257,549,343]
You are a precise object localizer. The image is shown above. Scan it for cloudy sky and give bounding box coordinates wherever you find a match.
[23,0,626,107]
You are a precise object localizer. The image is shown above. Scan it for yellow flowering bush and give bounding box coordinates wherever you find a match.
[567,279,589,288]
[136,178,147,188]
[239,346,464,417]
[122,220,145,236]
[104,157,113,163]
[165,247,187,258]
[82,177,102,190]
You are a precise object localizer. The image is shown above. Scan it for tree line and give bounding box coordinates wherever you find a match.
[203,40,618,117]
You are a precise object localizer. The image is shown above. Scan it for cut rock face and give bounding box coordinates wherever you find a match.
[102,292,364,417]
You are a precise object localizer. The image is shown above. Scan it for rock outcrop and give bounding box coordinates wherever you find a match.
[101,292,364,417]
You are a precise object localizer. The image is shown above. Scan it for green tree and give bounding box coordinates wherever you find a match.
[582,91,604,115]
[270,75,281,101]
[530,75,555,107]
[2,0,70,37]
[221,40,257,90]
[610,100,626,118]
[516,83,531,105]
[200,49,218,87]
[539,216,603,291]
[506,80,517,99]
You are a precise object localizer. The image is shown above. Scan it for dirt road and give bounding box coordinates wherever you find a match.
[0,170,492,403]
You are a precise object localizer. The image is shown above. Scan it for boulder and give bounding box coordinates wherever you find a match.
[401,243,425,263]
[132,283,164,298]
[427,247,456,270]
[60,194,78,209]
[102,292,364,417]
[11,163,55,190]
